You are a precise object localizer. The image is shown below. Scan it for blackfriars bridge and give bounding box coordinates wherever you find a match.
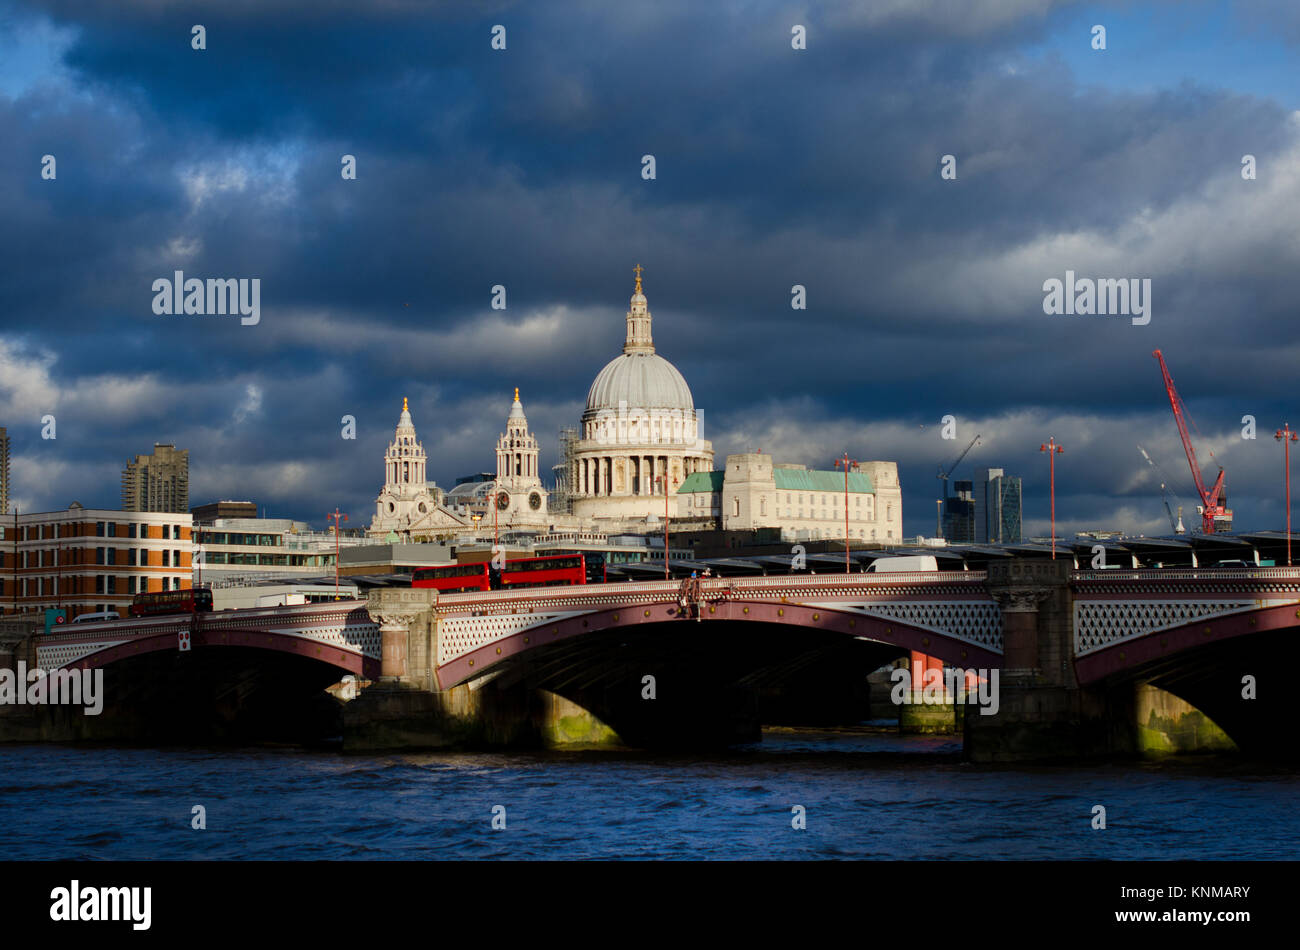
[4,559,1297,759]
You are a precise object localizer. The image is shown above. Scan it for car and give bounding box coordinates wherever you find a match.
[867,555,939,573]
[1213,559,1252,568]
[70,610,121,624]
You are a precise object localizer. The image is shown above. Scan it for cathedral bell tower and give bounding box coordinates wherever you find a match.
[369,397,442,537]
[494,388,548,523]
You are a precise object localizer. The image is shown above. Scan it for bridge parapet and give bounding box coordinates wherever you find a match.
[34,600,380,671]
[434,571,991,619]
[1072,567,1300,598]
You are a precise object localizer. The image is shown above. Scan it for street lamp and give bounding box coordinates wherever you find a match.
[655,472,675,580]
[1277,424,1298,566]
[492,489,501,549]
[1039,438,1064,559]
[834,453,860,574]
[193,529,202,589]
[327,509,348,598]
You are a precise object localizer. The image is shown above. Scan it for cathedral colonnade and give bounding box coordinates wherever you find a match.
[578,455,710,495]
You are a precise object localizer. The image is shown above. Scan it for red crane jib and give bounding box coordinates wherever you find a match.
[1152,350,1229,533]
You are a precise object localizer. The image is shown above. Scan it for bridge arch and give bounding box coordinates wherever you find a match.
[1073,600,1300,686]
[1073,600,1300,754]
[436,596,1001,689]
[59,625,379,679]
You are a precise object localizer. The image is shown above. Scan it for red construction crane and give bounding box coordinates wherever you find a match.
[1152,350,1231,533]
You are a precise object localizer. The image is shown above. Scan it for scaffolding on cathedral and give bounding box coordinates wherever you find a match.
[551,426,579,514]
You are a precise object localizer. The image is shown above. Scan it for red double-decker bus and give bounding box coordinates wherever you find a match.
[129,587,214,618]
[499,554,587,589]
[412,555,590,593]
[409,562,492,593]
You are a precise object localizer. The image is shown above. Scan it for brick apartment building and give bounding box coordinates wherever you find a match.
[0,504,193,619]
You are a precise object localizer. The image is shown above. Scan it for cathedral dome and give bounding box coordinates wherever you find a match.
[583,267,695,414]
[586,352,694,412]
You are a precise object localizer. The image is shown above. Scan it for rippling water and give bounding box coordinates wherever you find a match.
[4,730,1297,860]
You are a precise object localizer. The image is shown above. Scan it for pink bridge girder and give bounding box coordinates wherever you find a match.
[432,572,1002,689]
[35,600,382,679]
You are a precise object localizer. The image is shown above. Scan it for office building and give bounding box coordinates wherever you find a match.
[974,467,1023,543]
[943,479,976,542]
[122,443,190,513]
[1,504,193,619]
[0,427,9,515]
[676,453,904,543]
[191,500,258,523]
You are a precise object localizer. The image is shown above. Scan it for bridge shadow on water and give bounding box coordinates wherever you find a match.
[41,647,349,747]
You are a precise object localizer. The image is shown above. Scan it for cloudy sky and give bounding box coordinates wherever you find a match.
[3,0,1300,537]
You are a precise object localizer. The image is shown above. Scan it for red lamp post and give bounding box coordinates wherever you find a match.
[327,509,348,598]
[1277,424,1298,566]
[1039,438,1064,559]
[656,473,674,580]
[493,489,501,551]
[834,454,861,574]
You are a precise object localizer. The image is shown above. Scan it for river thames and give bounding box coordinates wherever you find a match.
[4,729,1296,860]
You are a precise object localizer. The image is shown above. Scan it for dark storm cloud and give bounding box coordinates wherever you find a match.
[2,0,1298,534]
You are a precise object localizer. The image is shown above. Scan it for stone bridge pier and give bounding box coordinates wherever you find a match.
[966,559,1136,762]
[343,589,617,751]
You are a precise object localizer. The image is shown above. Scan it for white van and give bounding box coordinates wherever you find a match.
[867,555,939,573]
[71,610,121,624]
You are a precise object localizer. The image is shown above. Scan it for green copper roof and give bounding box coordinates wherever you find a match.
[675,468,874,493]
[774,468,874,493]
[677,471,725,493]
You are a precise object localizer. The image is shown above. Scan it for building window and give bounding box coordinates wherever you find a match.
[162,577,170,591]
[95,522,105,537]
[733,498,741,517]
[128,577,136,594]
[106,576,116,594]
[760,498,766,516]
[162,550,170,567]
[173,549,181,567]
[127,549,136,566]
[128,524,136,538]
[96,547,105,565]
[95,575,104,594]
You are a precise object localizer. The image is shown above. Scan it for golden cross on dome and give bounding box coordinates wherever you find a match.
[633,263,643,293]
[402,397,408,412]
[514,387,520,401]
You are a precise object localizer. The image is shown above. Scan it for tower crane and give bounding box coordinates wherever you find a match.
[1138,444,1186,534]
[935,434,981,536]
[1152,350,1231,534]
